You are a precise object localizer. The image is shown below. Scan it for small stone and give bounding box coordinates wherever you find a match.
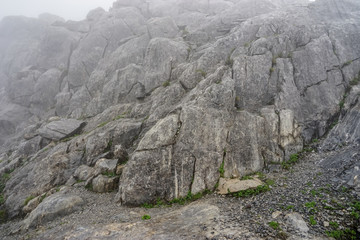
[272,211,282,219]
[92,175,119,193]
[323,221,329,227]
[95,158,118,174]
[217,177,263,195]
[285,212,309,234]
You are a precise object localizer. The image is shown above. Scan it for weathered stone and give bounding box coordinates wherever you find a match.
[42,202,219,240]
[92,175,119,193]
[74,165,95,181]
[23,192,84,228]
[38,119,86,141]
[285,212,309,235]
[113,145,128,164]
[94,158,118,174]
[216,177,263,195]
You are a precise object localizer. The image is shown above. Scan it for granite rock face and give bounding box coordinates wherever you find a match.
[0,0,360,218]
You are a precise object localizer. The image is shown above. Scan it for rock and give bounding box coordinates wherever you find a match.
[74,165,95,181]
[94,158,118,174]
[113,145,128,164]
[92,175,119,193]
[216,177,263,195]
[116,165,125,175]
[272,211,283,219]
[147,17,179,39]
[285,212,309,235]
[323,221,329,227]
[42,202,219,240]
[38,119,86,141]
[23,192,84,228]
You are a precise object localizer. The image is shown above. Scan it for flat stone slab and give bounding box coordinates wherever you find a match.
[23,192,84,229]
[38,119,86,141]
[217,177,263,195]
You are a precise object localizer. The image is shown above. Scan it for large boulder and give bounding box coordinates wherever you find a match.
[38,119,86,141]
[23,192,84,228]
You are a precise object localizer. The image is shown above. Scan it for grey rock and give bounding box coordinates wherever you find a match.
[74,165,95,181]
[147,17,179,39]
[92,175,119,193]
[94,158,118,174]
[23,192,84,228]
[46,202,219,240]
[285,212,309,235]
[217,177,263,195]
[38,119,86,141]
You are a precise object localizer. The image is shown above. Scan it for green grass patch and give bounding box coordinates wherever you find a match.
[281,153,299,169]
[97,121,110,128]
[231,184,270,198]
[0,194,4,205]
[24,195,35,206]
[268,221,281,230]
[326,229,357,240]
[162,80,170,87]
[219,160,225,178]
[305,201,316,209]
[286,205,294,210]
[142,214,151,220]
[0,210,7,223]
[309,215,317,225]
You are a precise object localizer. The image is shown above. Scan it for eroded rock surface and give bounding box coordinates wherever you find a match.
[0,0,359,232]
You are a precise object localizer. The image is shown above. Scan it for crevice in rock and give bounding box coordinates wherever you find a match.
[121,18,136,36]
[301,78,328,96]
[81,61,91,78]
[189,153,197,193]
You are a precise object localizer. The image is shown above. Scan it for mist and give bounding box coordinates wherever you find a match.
[0,0,115,21]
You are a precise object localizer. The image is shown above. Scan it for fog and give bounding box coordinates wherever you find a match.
[0,0,115,21]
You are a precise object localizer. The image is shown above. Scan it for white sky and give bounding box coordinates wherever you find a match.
[0,0,116,21]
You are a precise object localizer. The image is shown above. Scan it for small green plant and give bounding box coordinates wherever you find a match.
[162,80,170,87]
[244,42,250,47]
[39,194,47,203]
[142,214,151,220]
[326,229,357,240]
[329,221,339,229]
[102,171,117,177]
[349,75,359,86]
[196,69,206,78]
[103,139,113,153]
[343,60,352,67]
[330,121,338,129]
[268,221,280,230]
[231,184,270,198]
[240,175,253,180]
[270,67,275,73]
[97,121,110,128]
[266,179,275,186]
[309,215,317,225]
[24,195,35,206]
[341,186,349,192]
[113,115,125,121]
[142,203,154,209]
[286,205,294,210]
[312,138,319,143]
[339,99,345,109]
[305,201,316,208]
[281,153,299,170]
[0,194,4,205]
[219,160,225,178]
[0,210,7,223]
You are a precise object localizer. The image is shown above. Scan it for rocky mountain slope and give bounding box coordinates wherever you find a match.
[0,0,360,239]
